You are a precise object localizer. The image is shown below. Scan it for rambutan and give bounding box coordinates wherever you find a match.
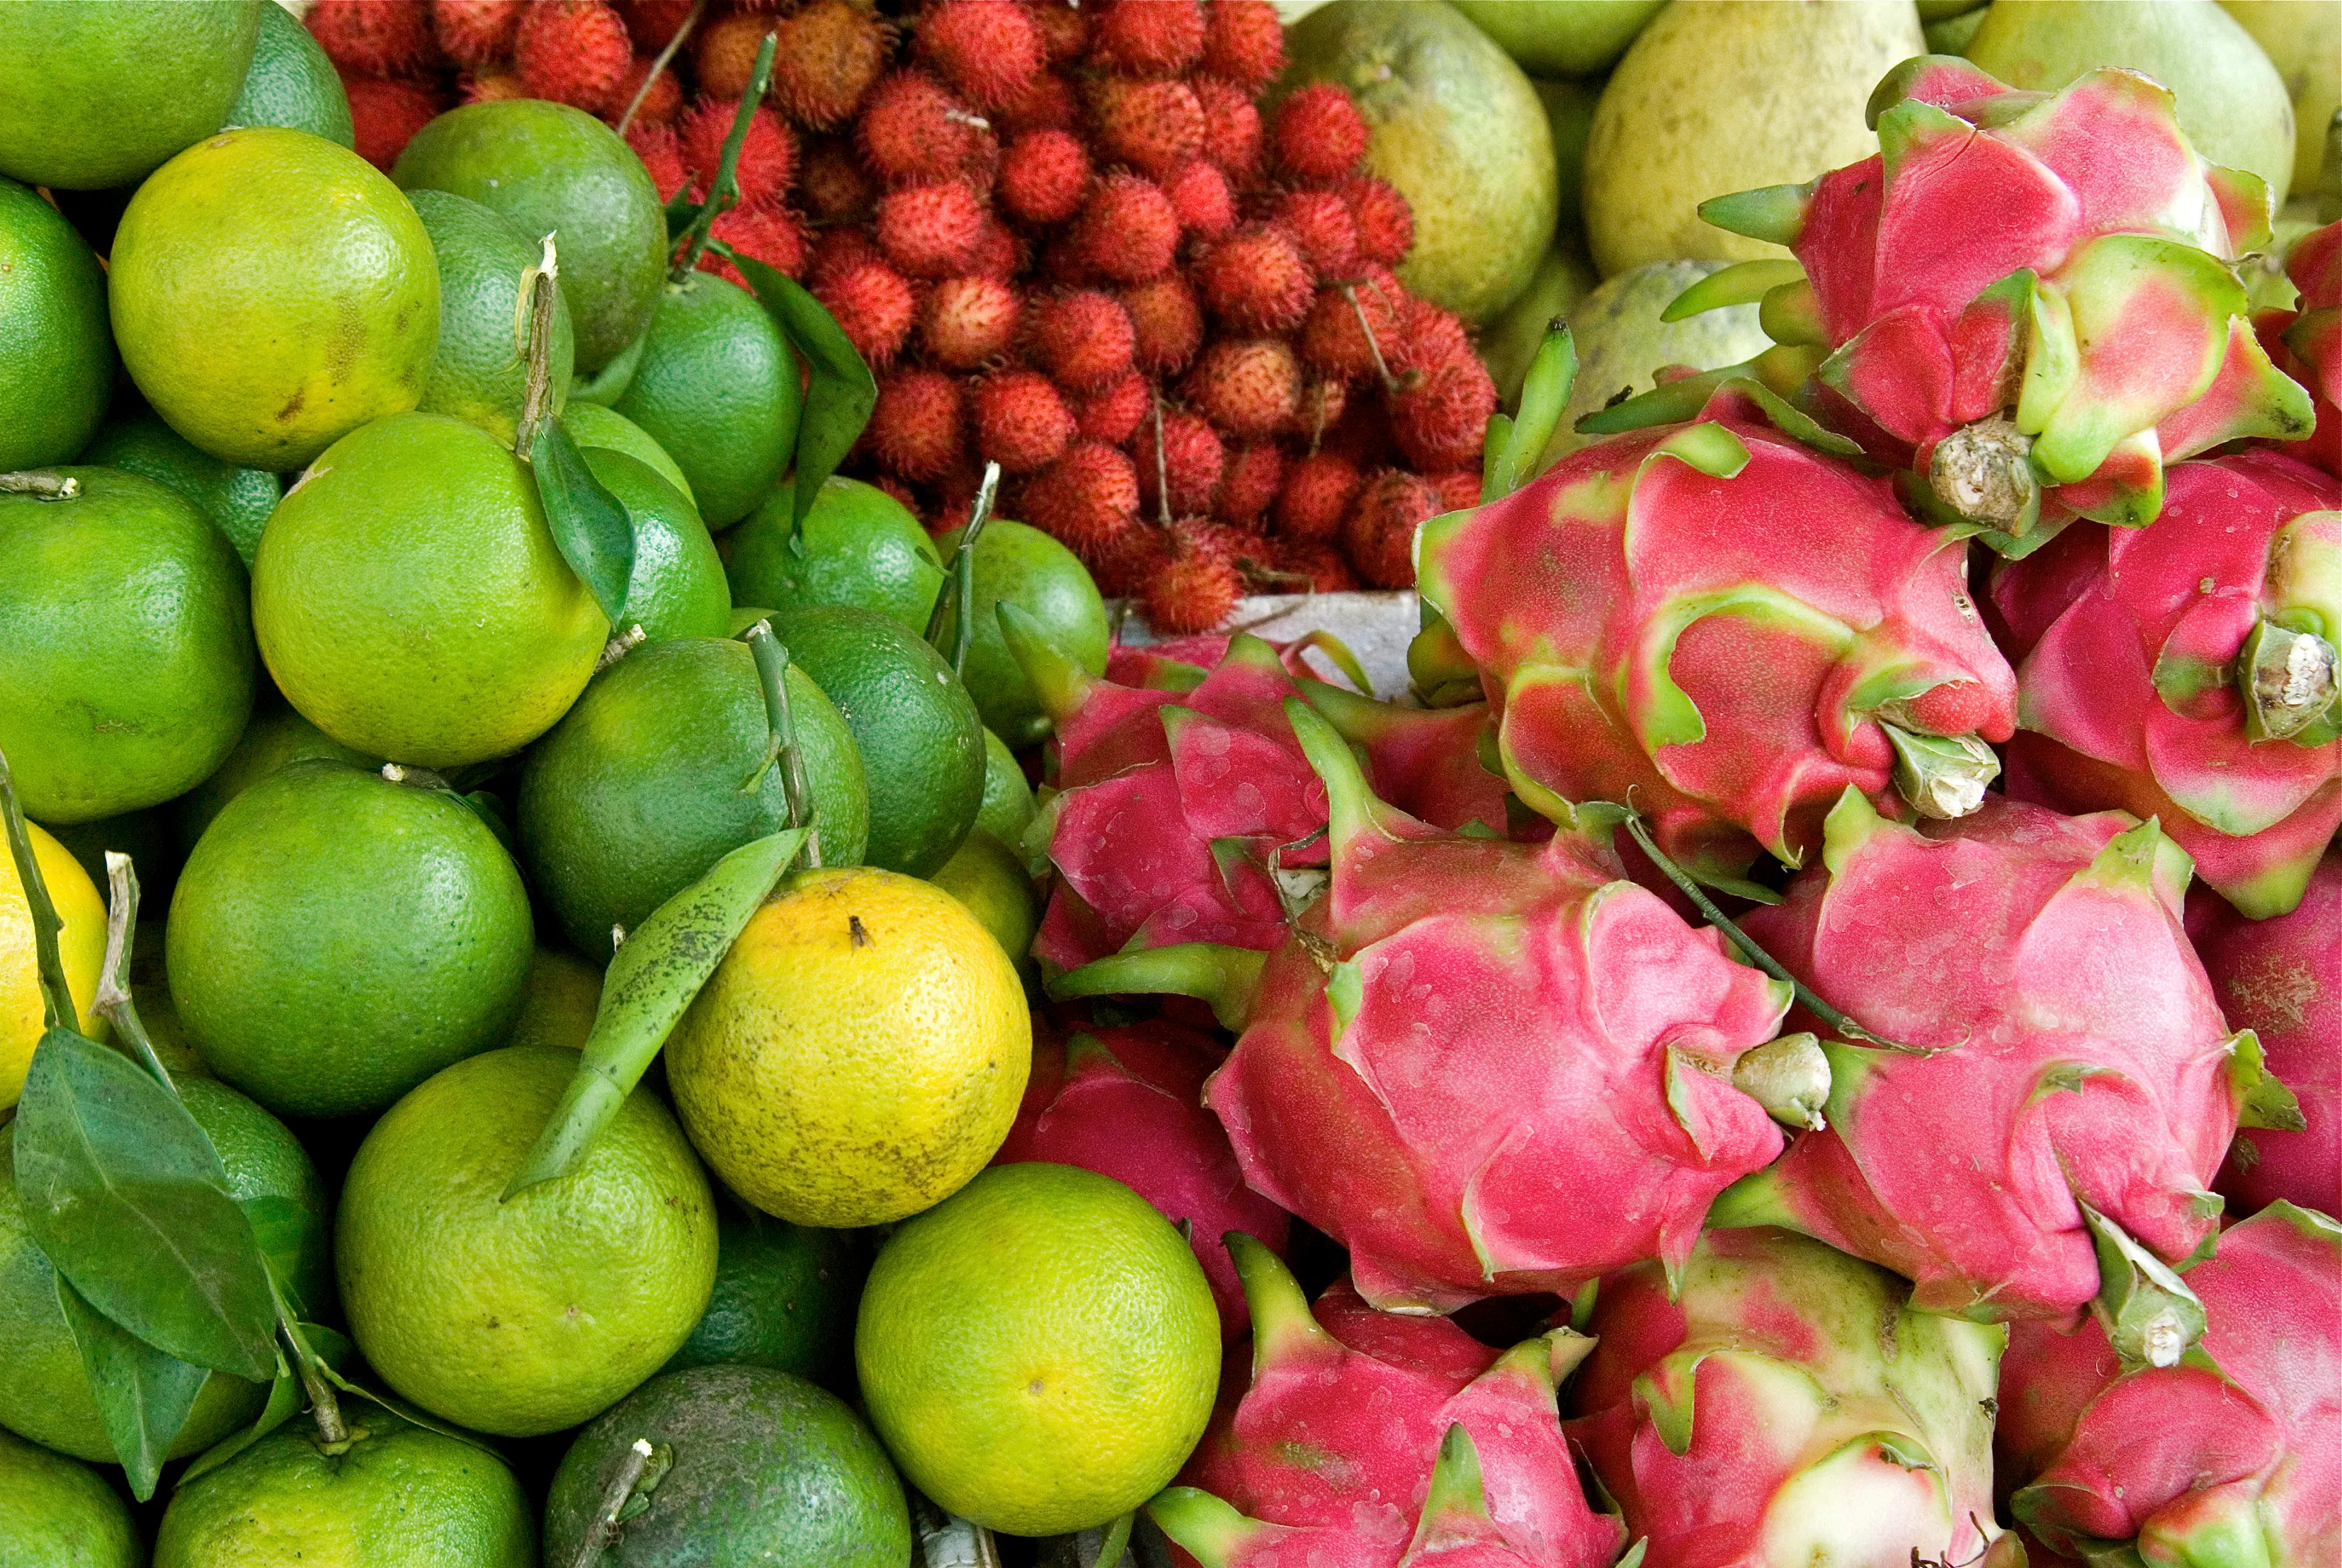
[1144,530,1242,634]
[970,370,1076,473]
[1395,297,1475,375]
[618,0,695,52]
[515,0,631,113]
[1027,0,1089,65]
[771,0,892,128]
[1429,470,1482,512]
[1122,275,1203,375]
[1025,290,1134,394]
[1275,188,1360,279]
[797,137,876,222]
[1161,159,1233,239]
[460,67,526,105]
[1071,173,1178,283]
[875,181,986,278]
[813,260,918,366]
[681,100,797,208]
[914,0,1042,112]
[1186,339,1301,441]
[921,275,1021,368]
[1088,78,1204,182]
[625,122,691,202]
[1088,0,1204,76]
[1195,223,1314,334]
[1201,0,1284,89]
[809,227,885,286]
[703,205,807,286]
[1300,377,1350,445]
[996,129,1090,225]
[1342,174,1413,266]
[1344,470,1439,588]
[966,217,1023,278]
[694,12,773,101]
[1273,83,1370,182]
[929,464,987,533]
[431,0,521,68]
[610,57,683,127]
[1133,409,1224,519]
[1273,538,1358,593]
[1217,443,1283,528]
[1071,371,1150,445]
[1084,518,1168,598]
[858,69,990,188]
[996,71,1078,135]
[1299,270,1404,383]
[1391,355,1496,471]
[1191,77,1261,178]
[308,0,437,78]
[1021,442,1140,554]
[869,368,965,482]
[344,77,445,174]
[1274,452,1363,542]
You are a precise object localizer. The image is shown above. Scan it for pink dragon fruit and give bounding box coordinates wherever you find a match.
[1057,699,1808,1312]
[991,1021,1292,1339]
[2200,848,2341,1218]
[1417,381,2018,897]
[2262,220,2338,477]
[1995,1202,2341,1564]
[1715,792,2296,1343]
[1145,1234,1626,1568]
[1986,450,2341,918]
[1568,1226,2013,1568]
[1639,57,2312,553]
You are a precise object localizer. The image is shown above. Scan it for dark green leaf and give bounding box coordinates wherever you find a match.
[531,416,637,623]
[176,1324,348,1488]
[570,326,648,407]
[506,827,808,1197]
[239,1193,318,1316]
[13,1027,278,1380]
[725,253,877,530]
[55,1273,210,1500]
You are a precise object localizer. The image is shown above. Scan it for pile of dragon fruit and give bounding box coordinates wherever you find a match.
[302,0,1485,632]
[1003,55,2341,1568]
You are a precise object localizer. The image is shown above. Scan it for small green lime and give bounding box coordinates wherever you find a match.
[166,760,535,1120]
[0,1426,137,1568]
[409,188,576,445]
[0,1,262,191]
[0,177,112,470]
[155,1419,535,1568]
[935,520,1110,746]
[174,706,377,851]
[183,1075,337,1319]
[517,635,869,960]
[564,402,694,508]
[394,100,667,372]
[977,728,1037,852]
[225,0,353,147]
[78,411,281,567]
[768,606,985,879]
[929,829,1040,971]
[0,467,254,824]
[725,477,945,631]
[506,945,603,1052]
[611,271,800,527]
[545,1365,909,1568]
[585,448,730,645]
[665,1206,866,1383]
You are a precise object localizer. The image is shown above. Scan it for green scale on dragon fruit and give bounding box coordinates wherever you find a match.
[1988,450,2340,919]
[1612,57,2314,556]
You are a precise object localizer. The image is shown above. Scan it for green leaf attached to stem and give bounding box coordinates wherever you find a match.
[54,1273,210,1500]
[923,462,1001,673]
[724,251,879,531]
[740,620,823,869]
[530,416,637,624]
[667,33,778,280]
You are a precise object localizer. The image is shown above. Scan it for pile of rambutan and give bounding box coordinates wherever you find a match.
[310,0,1491,633]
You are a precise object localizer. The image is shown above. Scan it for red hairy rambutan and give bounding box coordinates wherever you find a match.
[915,0,1042,111]
[1300,377,1351,445]
[875,181,986,278]
[1021,442,1140,553]
[1122,275,1203,375]
[1186,339,1301,441]
[1274,189,1360,280]
[996,130,1090,225]
[1084,518,1168,598]
[1025,290,1134,393]
[1202,0,1284,89]
[1088,78,1204,182]
[1133,409,1224,519]
[797,137,876,222]
[921,275,1022,368]
[970,370,1077,473]
[516,0,632,113]
[1028,0,1089,64]
[869,368,965,482]
[996,71,1078,134]
[1088,0,1204,75]
[1274,452,1362,542]
[1273,84,1370,182]
[1391,355,1496,471]
[461,67,525,104]
[929,464,988,533]
[698,13,779,98]
[308,0,437,77]
[431,0,521,68]
[771,0,892,127]
[1071,174,1178,284]
[1161,159,1233,239]
[1217,443,1283,528]
[1191,77,1261,178]
[626,122,690,200]
[1274,538,1358,593]
[966,217,1023,277]
[809,227,885,285]
[681,100,797,208]
[344,77,445,174]
[1298,269,1404,383]
[1195,224,1314,334]
[1144,530,1241,634]
[1344,470,1439,588]
[1342,174,1413,266]
[813,260,918,366]
[618,0,694,52]
[1071,372,1150,445]
[1430,470,1482,512]
[610,57,683,127]
[858,69,990,187]
[1396,297,1474,374]
[703,204,807,285]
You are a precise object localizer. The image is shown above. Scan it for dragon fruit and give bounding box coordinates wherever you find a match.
[1641,57,2312,553]
[2200,848,2341,1218]
[1567,1226,2012,1568]
[1145,1235,1626,1568]
[1986,450,2341,919]
[1417,381,2018,897]
[991,1021,1291,1339]
[1994,1202,2341,1564]
[1714,792,2296,1343]
[2263,220,2338,477]
[1057,699,1805,1312]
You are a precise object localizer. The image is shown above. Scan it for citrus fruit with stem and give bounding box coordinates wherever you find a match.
[409,188,575,445]
[0,0,262,190]
[335,1045,717,1437]
[0,1426,138,1568]
[109,127,438,470]
[0,467,254,824]
[563,402,694,508]
[664,1205,867,1384]
[252,411,607,768]
[0,177,112,470]
[856,1162,1220,1535]
[517,635,869,960]
[610,271,800,528]
[664,865,1030,1227]
[78,413,280,569]
[166,760,535,1120]
[223,0,353,148]
[725,477,946,631]
[977,728,1038,854]
[936,519,1109,747]
[1,819,104,1110]
[586,448,729,645]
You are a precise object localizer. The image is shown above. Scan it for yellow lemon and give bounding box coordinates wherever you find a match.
[1,821,106,1108]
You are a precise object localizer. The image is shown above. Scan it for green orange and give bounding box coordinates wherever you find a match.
[586,448,729,645]
[224,0,353,147]
[409,188,575,445]
[78,412,281,569]
[172,706,377,851]
[725,477,945,632]
[0,1426,138,1568]
[563,402,694,507]
[612,271,800,528]
[0,177,112,470]
[664,1207,866,1384]
[937,519,1110,747]
[0,1,262,191]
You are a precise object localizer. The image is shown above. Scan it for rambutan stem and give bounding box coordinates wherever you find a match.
[0,471,77,499]
[1149,393,1172,528]
[512,234,563,455]
[615,0,708,137]
[0,744,75,1033]
[1342,283,1398,392]
[671,32,779,281]
[741,619,823,869]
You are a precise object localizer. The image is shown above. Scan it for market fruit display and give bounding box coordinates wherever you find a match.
[0,3,2338,1566]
